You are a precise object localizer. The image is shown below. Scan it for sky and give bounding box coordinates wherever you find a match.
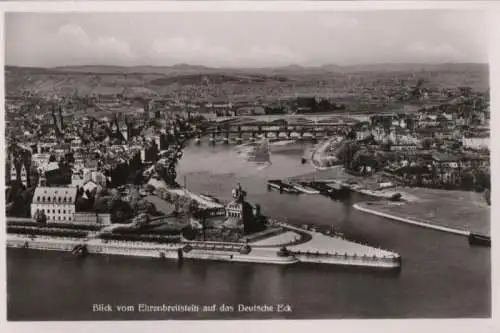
[5,11,489,68]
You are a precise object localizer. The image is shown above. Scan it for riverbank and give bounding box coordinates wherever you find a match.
[354,187,490,236]
[310,137,342,170]
[6,219,401,269]
[353,202,470,236]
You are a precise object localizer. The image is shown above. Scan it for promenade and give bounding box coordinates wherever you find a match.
[280,223,398,259]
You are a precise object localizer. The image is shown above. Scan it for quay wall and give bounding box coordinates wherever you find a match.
[7,232,400,268]
[292,251,400,269]
[7,235,81,252]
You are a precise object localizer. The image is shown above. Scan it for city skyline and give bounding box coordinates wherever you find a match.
[5,10,489,68]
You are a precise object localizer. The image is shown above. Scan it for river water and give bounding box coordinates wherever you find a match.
[7,142,490,320]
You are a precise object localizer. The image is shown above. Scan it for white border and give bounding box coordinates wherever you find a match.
[0,1,498,333]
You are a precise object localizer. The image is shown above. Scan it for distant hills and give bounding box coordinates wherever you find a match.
[6,62,488,76]
[5,62,489,99]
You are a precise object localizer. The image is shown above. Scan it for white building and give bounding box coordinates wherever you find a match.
[462,135,490,150]
[83,169,107,188]
[31,187,78,223]
[70,137,82,150]
[71,172,85,188]
[32,153,52,169]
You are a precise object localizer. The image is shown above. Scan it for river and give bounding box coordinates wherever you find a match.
[7,142,490,320]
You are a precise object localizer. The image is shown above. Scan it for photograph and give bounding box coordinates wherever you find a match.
[4,7,491,322]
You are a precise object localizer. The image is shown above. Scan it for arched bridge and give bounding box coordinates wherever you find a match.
[203,122,354,140]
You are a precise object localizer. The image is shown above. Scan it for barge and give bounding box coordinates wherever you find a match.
[468,233,491,247]
[267,180,301,194]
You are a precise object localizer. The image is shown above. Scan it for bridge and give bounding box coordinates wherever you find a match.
[202,123,354,142]
[213,113,371,123]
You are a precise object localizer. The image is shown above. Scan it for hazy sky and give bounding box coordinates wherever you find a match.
[5,11,489,68]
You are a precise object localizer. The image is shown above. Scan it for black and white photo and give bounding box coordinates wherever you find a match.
[3,5,493,325]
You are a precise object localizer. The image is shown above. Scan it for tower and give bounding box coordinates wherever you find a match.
[38,168,47,187]
[58,104,64,131]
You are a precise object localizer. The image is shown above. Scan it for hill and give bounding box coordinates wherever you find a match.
[5,63,489,100]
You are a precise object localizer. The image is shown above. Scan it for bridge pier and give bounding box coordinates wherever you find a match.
[209,132,216,145]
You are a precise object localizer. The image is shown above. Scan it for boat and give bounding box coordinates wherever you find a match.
[267,180,282,191]
[468,233,491,247]
[282,186,300,194]
[292,183,320,194]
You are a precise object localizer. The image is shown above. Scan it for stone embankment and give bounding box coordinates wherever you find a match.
[353,202,470,236]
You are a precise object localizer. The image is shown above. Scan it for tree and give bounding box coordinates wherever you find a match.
[421,138,434,150]
[484,189,491,206]
[335,140,361,169]
[459,170,475,189]
[406,117,416,131]
[473,168,490,191]
[350,149,383,175]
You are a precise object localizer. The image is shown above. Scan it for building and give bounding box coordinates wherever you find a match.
[30,187,78,223]
[10,162,28,187]
[83,170,107,188]
[82,180,104,196]
[71,171,85,188]
[32,153,52,169]
[462,132,490,150]
[432,153,460,184]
